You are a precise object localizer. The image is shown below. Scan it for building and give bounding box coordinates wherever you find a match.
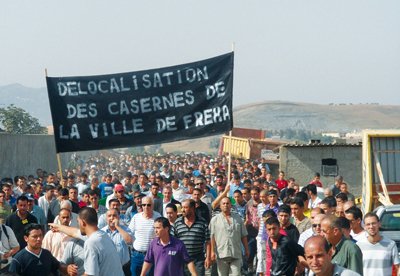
[279,141,362,196]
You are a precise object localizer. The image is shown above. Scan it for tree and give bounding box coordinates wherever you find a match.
[0,104,47,134]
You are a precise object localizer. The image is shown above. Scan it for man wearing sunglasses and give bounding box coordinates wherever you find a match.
[128,196,161,276]
[298,208,326,248]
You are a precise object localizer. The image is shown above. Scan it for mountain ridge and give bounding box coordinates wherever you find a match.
[1,84,400,132]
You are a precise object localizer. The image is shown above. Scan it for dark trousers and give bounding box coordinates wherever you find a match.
[184,253,205,276]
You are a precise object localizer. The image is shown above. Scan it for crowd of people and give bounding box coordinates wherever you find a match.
[0,152,398,276]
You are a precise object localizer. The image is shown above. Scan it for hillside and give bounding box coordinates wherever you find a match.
[233,101,400,132]
[1,84,400,133]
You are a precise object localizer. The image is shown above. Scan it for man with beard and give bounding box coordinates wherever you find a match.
[173,199,210,275]
[77,207,123,276]
[356,212,399,276]
[5,195,37,249]
[42,208,73,261]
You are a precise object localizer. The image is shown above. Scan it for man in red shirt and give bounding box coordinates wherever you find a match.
[275,171,288,191]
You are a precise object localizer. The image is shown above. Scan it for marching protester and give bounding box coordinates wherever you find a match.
[0,151,384,276]
[141,217,198,276]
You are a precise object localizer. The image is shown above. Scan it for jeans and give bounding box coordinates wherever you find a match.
[131,250,152,276]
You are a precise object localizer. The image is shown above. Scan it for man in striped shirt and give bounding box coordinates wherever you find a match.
[128,196,161,276]
[172,199,211,276]
[356,212,399,276]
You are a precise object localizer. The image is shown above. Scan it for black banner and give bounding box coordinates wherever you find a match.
[46,52,234,153]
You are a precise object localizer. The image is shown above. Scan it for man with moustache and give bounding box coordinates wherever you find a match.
[102,208,133,275]
[356,212,399,276]
[42,208,73,261]
[173,199,210,276]
[305,235,360,276]
[5,195,38,249]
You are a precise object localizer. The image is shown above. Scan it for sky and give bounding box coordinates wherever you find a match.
[1,1,400,106]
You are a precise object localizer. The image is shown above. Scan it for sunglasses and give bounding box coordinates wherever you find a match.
[141,204,152,207]
[312,224,321,228]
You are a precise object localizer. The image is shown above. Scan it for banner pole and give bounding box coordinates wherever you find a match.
[46,68,64,185]
[226,43,235,188]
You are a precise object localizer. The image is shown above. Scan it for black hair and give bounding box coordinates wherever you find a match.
[337,217,351,230]
[344,206,363,220]
[305,184,317,195]
[155,217,171,230]
[24,223,43,237]
[320,196,337,208]
[296,191,308,202]
[165,203,177,212]
[335,192,348,202]
[278,204,291,215]
[78,207,98,226]
[16,195,28,205]
[265,217,280,227]
[290,197,304,208]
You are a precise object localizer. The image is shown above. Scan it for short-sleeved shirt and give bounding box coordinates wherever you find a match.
[145,236,192,276]
[129,211,161,252]
[295,216,311,235]
[84,230,124,276]
[9,248,59,276]
[42,230,71,261]
[172,216,210,257]
[5,212,38,249]
[98,183,114,198]
[356,236,400,276]
[102,225,133,265]
[61,238,85,276]
[210,212,247,260]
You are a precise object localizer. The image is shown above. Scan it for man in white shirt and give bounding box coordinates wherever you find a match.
[128,196,161,276]
[37,185,55,219]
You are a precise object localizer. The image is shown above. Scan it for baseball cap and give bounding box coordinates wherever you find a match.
[114,184,124,192]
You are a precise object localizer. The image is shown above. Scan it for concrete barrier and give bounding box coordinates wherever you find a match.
[0,134,71,179]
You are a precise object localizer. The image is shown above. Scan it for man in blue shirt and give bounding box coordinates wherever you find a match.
[98,174,114,199]
[102,208,133,275]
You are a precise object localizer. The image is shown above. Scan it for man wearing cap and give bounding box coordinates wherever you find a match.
[106,184,132,211]
[26,194,47,230]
